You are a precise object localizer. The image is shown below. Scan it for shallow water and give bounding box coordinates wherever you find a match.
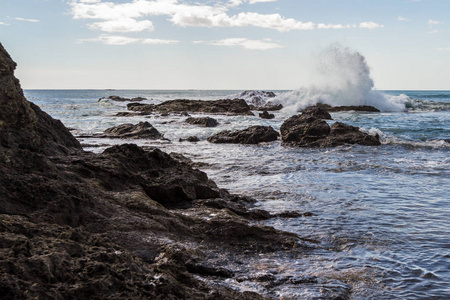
[24,89,450,299]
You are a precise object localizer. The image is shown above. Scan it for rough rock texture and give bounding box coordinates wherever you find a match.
[315,103,380,112]
[128,99,253,116]
[207,126,279,145]
[237,90,276,107]
[0,43,306,299]
[186,117,219,127]
[104,122,164,139]
[259,110,275,119]
[280,114,380,147]
[301,106,332,120]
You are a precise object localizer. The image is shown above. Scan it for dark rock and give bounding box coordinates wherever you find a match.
[131,97,147,102]
[208,126,279,144]
[316,103,380,112]
[114,112,144,117]
[179,136,200,143]
[280,114,380,147]
[301,106,332,120]
[186,117,219,127]
[127,103,155,113]
[249,103,283,111]
[103,122,163,139]
[99,95,131,102]
[259,110,275,119]
[156,99,254,116]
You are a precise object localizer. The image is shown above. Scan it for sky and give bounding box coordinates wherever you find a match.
[0,0,449,90]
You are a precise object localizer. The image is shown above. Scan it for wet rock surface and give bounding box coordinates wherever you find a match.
[99,95,147,102]
[281,113,380,147]
[104,122,164,139]
[128,99,254,116]
[259,110,275,119]
[0,43,309,299]
[315,103,380,112]
[208,126,280,145]
[186,117,219,127]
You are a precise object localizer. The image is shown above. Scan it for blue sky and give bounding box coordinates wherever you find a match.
[0,0,449,90]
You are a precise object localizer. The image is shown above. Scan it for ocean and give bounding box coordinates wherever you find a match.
[23,88,449,299]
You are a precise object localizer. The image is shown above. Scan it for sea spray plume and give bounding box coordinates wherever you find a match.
[276,44,408,112]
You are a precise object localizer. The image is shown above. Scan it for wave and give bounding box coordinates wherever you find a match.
[406,98,450,112]
[272,44,409,113]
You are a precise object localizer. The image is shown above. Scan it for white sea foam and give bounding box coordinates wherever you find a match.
[275,44,409,113]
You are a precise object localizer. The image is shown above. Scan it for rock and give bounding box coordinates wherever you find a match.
[179,136,200,142]
[99,95,130,102]
[250,103,283,111]
[259,110,275,119]
[280,114,380,147]
[315,103,380,112]
[208,126,279,144]
[104,122,163,139]
[127,103,155,113]
[186,117,219,127]
[131,97,147,102]
[237,90,276,107]
[301,106,332,120]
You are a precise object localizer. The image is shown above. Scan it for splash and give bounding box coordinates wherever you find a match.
[275,44,408,113]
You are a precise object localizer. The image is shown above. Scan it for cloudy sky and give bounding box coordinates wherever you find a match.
[1,0,449,89]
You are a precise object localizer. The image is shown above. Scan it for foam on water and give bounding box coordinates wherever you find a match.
[273,45,409,113]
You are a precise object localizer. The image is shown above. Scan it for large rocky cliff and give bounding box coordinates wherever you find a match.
[0,43,303,299]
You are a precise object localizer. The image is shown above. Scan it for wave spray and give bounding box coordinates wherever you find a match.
[275,44,408,113]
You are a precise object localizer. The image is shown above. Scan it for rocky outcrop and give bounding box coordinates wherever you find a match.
[128,99,253,116]
[259,110,275,119]
[186,117,219,127]
[280,114,380,147]
[237,90,276,107]
[208,126,279,144]
[301,106,332,120]
[99,95,147,102]
[0,43,304,299]
[104,122,163,139]
[315,103,380,112]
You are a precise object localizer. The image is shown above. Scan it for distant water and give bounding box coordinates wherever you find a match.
[24,89,449,299]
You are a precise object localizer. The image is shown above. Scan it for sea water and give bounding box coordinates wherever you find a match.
[22,47,449,300]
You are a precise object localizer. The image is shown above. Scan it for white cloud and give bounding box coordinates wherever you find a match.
[15,17,39,22]
[70,0,381,33]
[205,38,283,50]
[0,21,9,26]
[359,21,384,29]
[78,34,179,45]
[428,19,442,27]
[88,18,154,32]
[397,16,409,22]
[437,46,450,51]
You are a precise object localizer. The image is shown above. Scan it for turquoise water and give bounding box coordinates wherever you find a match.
[24,89,449,299]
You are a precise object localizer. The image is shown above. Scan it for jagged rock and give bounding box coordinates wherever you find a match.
[208,126,279,144]
[315,103,380,112]
[280,114,380,147]
[259,110,275,119]
[131,97,147,102]
[104,122,163,139]
[301,106,332,120]
[127,103,155,113]
[250,103,283,111]
[179,136,200,142]
[186,117,219,127]
[99,96,147,102]
[0,42,340,300]
[237,90,276,107]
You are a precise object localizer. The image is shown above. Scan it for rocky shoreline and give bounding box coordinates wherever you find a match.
[0,43,383,299]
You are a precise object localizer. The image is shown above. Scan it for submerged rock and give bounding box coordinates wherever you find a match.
[208,126,279,144]
[99,95,147,102]
[280,113,380,147]
[186,117,219,127]
[104,121,163,139]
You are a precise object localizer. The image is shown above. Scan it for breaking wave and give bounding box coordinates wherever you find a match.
[274,44,409,113]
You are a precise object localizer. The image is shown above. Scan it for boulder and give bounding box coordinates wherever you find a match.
[280,114,380,147]
[103,121,163,139]
[127,103,155,113]
[237,90,276,107]
[208,126,279,144]
[301,106,332,120]
[186,117,219,127]
[259,110,275,119]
